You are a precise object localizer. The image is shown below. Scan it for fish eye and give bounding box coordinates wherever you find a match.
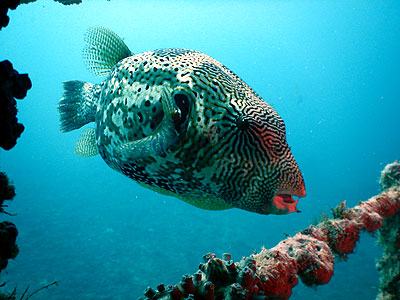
[173,92,192,133]
[174,93,190,119]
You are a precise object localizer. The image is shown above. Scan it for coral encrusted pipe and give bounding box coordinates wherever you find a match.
[140,161,400,300]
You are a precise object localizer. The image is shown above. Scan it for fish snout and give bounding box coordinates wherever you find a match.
[294,179,306,198]
[269,151,306,215]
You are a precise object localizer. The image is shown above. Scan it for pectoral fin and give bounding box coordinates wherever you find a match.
[115,85,179,161]
[116,122,178,160]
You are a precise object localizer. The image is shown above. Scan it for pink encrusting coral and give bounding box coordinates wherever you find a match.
[140,161,400,300]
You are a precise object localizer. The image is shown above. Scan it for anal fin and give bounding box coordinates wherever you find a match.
[74,128,99,157]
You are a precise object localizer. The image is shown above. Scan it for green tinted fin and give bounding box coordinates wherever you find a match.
[115,85,179,160]
[74,128,99,157]
[83,26,133,77]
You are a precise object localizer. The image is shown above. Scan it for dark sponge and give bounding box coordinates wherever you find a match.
[0,60,31,150]
[0,0,21,30]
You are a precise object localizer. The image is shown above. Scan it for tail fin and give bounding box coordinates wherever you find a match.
[58,80,100,133]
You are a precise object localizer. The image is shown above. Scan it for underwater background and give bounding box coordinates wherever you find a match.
[1,0,400,299]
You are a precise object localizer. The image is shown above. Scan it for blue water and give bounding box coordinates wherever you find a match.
[1,1,400,299]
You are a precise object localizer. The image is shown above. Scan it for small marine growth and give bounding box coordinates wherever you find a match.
[0,173,18,272]
[0,281,59,300]
[140,161,400,300]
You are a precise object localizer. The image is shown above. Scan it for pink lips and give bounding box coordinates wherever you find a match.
[272,194,300,214]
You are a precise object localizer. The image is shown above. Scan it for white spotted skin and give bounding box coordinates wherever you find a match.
[93,48,305,215]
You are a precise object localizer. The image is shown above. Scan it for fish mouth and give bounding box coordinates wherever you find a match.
[272,187,305,214]
[272,194,299,214]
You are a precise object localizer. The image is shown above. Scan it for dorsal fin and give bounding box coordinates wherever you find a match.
[74,128,99,157]
[82,26,133,77]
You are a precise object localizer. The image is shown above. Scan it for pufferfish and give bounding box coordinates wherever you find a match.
[58,26,305,215]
